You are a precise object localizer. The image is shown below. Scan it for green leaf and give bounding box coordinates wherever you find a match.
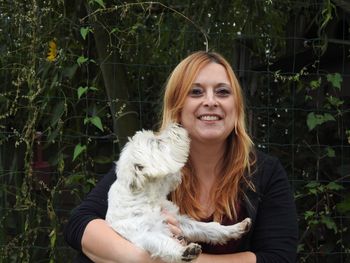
[305,95,312,101]
[91,0,105,8]
[305,181,320,195]
[326,73,342,90]
[49,229,56,248]
[310,77,321,90]
[327,96,344,108]
[306,112,335,131]
[93,155,114,164]
[297,244,305,253]
[111,27,121,34]
[77,86,97,99]
[309,188,318,195]
[73,143,86,161]
[89,86,98,91]
[84,117,89,125]
[77,86,88,99]
[304,210,315,220]
[306,113,318,131]
[324,113,336,122]
[321,215,337,232]
[326,182,344,191]
[90,116,104,131]
[64,173,85,186]
[325,147,335,158]
[77,56,88,66]
[80,27,91,40]
[305,181,320,188]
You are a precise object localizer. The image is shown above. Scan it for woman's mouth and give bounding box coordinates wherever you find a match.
[198,115,222,121]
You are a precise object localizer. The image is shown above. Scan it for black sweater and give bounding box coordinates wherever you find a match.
[64,151,298,262]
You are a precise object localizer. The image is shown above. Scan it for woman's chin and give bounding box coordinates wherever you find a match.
[190,132,228,144]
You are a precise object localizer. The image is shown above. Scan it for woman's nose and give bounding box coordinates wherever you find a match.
[203,91,218,107]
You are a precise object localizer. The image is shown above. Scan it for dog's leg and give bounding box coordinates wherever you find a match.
[134,233,201,263]
[178,216,251,245]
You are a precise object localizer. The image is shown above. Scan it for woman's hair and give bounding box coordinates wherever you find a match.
[160,51,255,222]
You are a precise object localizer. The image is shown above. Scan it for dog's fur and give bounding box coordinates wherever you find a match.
[106,123,251,262]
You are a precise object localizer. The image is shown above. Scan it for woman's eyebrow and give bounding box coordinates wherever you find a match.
[192,82,231,87]
[215,83,231,88]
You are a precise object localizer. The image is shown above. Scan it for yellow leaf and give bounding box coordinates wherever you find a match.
[47,40,58,62]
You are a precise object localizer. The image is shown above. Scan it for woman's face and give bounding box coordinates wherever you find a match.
[180,62,236,144]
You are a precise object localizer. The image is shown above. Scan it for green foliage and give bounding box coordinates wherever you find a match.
[76,56,89,66]
[306,112,335,131]
[89,0,106,9]
[326,73,342,90]
[73,143,87,161]
[80,27,92,40]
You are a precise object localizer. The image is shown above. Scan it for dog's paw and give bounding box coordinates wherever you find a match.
[181,243,202,262]
[240,217,251,232]
[225,217,252,240]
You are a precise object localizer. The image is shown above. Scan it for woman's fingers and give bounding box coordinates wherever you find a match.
[161,209,183,237]
[167,222,182,236]
[162,209,179,225]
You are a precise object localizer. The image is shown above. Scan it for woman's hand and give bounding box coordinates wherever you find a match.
[162,208,183,238]
[124,209,186,263]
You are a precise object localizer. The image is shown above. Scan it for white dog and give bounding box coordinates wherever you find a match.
[106,123,251,262]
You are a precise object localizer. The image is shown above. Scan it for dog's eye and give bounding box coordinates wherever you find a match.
[134,164,144,171]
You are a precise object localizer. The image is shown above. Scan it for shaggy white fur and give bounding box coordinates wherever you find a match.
[106,123,251,262]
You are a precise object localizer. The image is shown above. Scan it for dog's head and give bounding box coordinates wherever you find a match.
[116,123,190,192]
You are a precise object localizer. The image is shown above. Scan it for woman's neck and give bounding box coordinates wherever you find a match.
[189,140,226,189]
[188,140,226,217]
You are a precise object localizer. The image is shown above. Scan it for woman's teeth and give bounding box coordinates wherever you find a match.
[199,115,219,121]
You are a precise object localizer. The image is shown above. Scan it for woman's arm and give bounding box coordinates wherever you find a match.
[82,219,143,263]
[251,154,298,263]
[82,218,255,263]
[195,252,256,263]
[64,166,164,262]
[81,219,165,263]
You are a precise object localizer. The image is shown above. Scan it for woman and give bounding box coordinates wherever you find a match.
[64,51,298,262]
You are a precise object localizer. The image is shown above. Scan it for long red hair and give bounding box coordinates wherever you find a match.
[160,51,255,222]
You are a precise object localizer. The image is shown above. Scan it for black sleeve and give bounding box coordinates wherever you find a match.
[251,156,298,263]
[63,165,116,251]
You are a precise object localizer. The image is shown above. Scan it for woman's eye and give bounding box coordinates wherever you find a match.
[189,87,203,97]
[216,87,231,97]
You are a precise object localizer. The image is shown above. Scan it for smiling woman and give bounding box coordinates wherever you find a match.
[161,52,254,223]
[161,51,298,262]
[64,51,298,263]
